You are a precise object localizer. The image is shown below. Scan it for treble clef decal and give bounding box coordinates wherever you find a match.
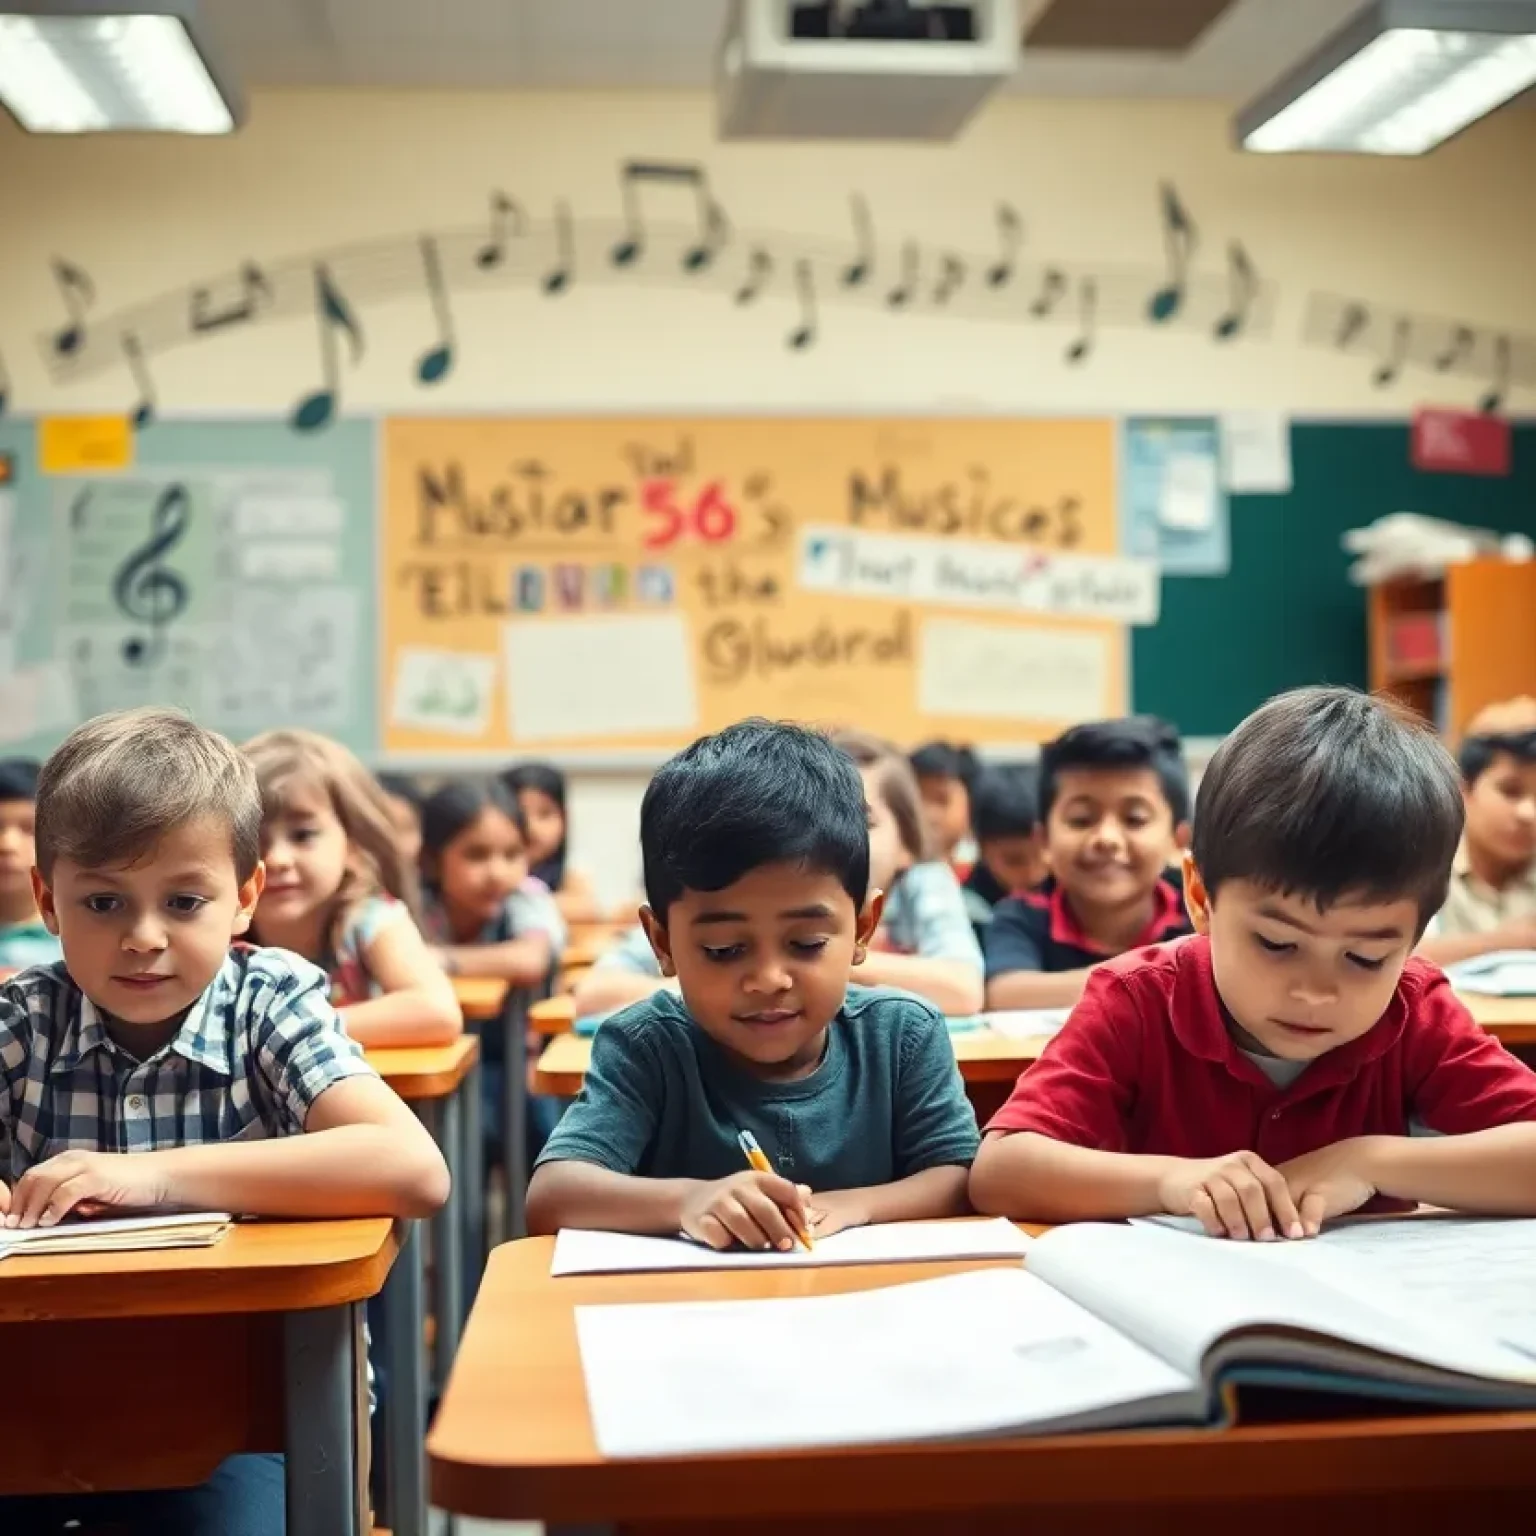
[112,483,190,666]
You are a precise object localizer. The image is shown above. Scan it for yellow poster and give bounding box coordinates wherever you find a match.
[39,415,134,475]
[381,417,1134,755]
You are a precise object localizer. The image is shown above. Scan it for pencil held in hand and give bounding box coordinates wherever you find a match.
[737,1130,814,1251]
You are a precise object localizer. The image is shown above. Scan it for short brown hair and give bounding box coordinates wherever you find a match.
[36,708,262,880]
[830,727,932,863]
[243,729,418,920]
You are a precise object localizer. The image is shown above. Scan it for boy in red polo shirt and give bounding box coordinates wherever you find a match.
[971,687,1536,1240]
[984,717,1193,1010]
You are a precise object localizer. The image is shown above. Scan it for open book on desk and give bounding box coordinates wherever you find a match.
[575,1216,1536,1458]
[0,1211,233,1260]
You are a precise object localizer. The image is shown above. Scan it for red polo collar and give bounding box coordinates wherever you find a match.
[1036,875,1188,956]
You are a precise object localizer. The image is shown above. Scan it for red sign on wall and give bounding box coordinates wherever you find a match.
[1411,408,1511,477]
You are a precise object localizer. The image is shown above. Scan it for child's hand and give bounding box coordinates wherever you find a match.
[806,1190,871,1240]
[1157,1151,1305,1241]
[5,1150,170,1230]
[680,1171,813,1252]
[1278,1140,1378,1236]
[0,1178,8,1216]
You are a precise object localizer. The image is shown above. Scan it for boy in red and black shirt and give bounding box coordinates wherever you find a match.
[984,717,1192,1010]
[972,687,1536,1239]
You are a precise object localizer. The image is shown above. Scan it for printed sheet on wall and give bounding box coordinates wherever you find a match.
[382,417,1154,754]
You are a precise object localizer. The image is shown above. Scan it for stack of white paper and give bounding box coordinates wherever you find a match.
[0,1211,233,1259]
[1445,951,1536,997]
[981,1009,1071,1040]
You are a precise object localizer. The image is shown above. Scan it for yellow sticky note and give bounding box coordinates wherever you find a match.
[39,415,134,475]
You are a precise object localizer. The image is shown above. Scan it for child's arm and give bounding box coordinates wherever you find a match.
[806,1165,970,1237]
[572,925,673,1015]
[1415,918,1536,967]
[5,1077,450,1227]
[439,929,552,985]
[340,912,462,1047]
[854,950,982,1014]
[553,867,604,925]
[985,967,1093,1009]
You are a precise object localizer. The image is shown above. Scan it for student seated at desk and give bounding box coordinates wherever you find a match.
[909,739,979,874]
[971,688,1536,1238]
[0,708,448,1536]
[1418,697,1536,967]
[503,761,604,925]
[527,719,979,1250]
[244,730,461,1048]
[984,717,1192,1010]
[0,758,61,972]
[376,769,425,866]
[961,762,1047,936]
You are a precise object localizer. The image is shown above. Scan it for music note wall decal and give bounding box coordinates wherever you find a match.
[933,254,965,306]
[1481,335,1511,415]
[610,161,728,272]
[122,332,156,427]
[0,348,9,417]
[787,259,817,350]
[476,190,526,270]
[544,201,575,295]
[987,203,1021,288]
[1372,317,1411,388]
[189,262,272,335]
[1435,325,1474,372]
[1030,267,1067,318]
[1213,242,1256,342]
[842,194,875,287]
[735,246,773,305]
[1334,302,1369,349]
[1147,183,1197,324]
[1065,278,1097,364]
[416,235,455,384]
[291,264,364,433]
[50,257,95,358]
[112,482,190,667]
[887,242,918,309]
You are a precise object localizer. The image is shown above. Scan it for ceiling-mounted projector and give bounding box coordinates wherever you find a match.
[717,0,1021,141]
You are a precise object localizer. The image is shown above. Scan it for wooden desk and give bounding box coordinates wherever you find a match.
[1,1219,398,1536]
[533,1026,1052,1099]
[530,994,577,1036]
[453,975,509,1023]
[365,1032,483,1518]
[429,1234,1536,1531]
[1463,993,1536,1045]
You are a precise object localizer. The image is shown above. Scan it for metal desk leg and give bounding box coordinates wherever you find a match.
[504,988,530,1240]
[378,1219,427,1536]
[431,1091,465,1393]
[461,1057,485,1294]
[283,1301,367,1536]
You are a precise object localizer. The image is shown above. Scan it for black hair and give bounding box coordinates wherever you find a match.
[909,740,980,789]
[420,778,527,866]
[970,763,1040,840]
[502,761,568,891]
[1459,730,1536,786]
[0,758,40,805]
[1039,716,1190,825]
[642,718,869,919]
[1193,686,1463,927]
[376,771,424,811]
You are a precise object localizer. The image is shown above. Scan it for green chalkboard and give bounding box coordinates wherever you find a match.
[0,418,378,760]
[1131,422,1536,737]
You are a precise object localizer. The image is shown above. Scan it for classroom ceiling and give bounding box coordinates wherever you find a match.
[204,0,1383,99]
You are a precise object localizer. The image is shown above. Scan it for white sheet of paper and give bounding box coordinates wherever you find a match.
[982,1009,1072,1040]
[502,613,697,743]
[1220,411,1292,493]
[233,494,346,541]
[0,1210,233,1255]
[576,1267,1194,1458]
[1159,451,1219,531]
[390,646,498,737]
[240,542,341,582]
[918,619,1110,724]
[552,1218,1031,1277]
[1446,951,1536,996]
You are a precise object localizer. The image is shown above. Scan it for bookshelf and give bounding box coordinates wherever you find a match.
[1369,559,1536,741]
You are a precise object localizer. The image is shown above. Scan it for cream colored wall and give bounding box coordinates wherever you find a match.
[1,88,1529,908]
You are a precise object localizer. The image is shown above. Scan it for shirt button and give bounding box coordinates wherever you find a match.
[127,1095,145,1111]
[1270,1109,1283,1120]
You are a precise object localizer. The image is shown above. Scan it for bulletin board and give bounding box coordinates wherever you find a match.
[381,416,1146,755]
[0,418,379,759]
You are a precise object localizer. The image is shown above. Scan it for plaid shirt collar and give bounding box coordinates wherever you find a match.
[50,961,235,1079]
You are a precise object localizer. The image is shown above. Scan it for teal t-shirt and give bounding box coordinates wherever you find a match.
[535,984,980,1188]
[0,919,61,973]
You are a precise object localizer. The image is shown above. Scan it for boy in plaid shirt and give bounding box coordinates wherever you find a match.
[1,708,448,1536]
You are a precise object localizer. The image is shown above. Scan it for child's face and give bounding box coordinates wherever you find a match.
[1045,766,1178,910]
[256,780,351,927]
[640,861,880,1081]
[980,832,1047,894]
[917,773,970,857]
[34,815,262,1028]
[436,806,528,923]
[860,767,910,896]
[1463,752,1536,873]
[384,793,423,867]
[517,788,565,866]
[1187,859,1419,1064]
[0,797,37,902]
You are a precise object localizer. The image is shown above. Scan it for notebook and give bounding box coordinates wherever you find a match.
[575,1215,1536,1458]
[1444,951,1536,997]
[551,1217,1031,1276]
[0,1211,233,1259]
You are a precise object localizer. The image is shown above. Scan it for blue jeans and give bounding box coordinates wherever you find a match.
[0,1452,284,1534]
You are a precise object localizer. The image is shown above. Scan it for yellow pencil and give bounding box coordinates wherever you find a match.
[737,1129,814,1251]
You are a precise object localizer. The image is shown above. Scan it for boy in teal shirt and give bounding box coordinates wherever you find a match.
[0,760,59,972]
[527,720,979,1250]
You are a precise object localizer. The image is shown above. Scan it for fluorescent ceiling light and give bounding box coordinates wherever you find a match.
[0,1,239,133]
[1237,0,1536,155]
